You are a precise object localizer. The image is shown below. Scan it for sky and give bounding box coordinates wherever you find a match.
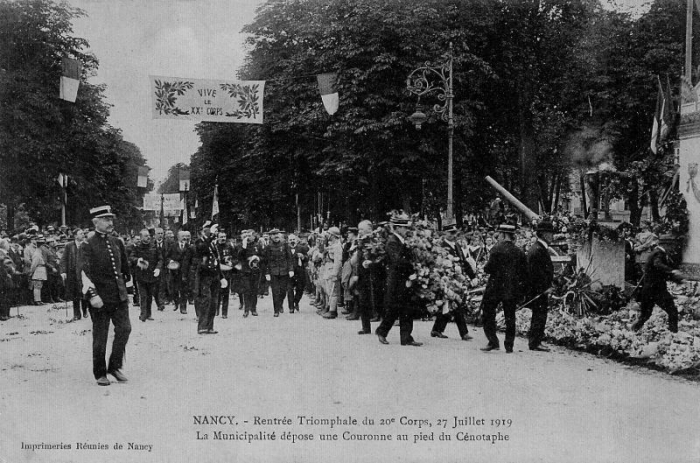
[69,0,264,184]
[67,0,647,186]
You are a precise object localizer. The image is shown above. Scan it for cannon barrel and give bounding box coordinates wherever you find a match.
[485,176,540,222]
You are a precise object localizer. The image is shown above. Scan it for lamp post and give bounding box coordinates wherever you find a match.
[406,42,454,223]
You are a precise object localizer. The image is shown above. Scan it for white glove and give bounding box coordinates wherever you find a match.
[153,268,160,278]
[61,273,67,281]
[265,274,271,281]
[220,278,228,289]
[363,259,372,269]
[289,271,294,278]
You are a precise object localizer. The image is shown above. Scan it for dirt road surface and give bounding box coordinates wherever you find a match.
[1,297,699,463]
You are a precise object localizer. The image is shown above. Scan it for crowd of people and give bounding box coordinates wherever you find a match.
[0,203,687,385]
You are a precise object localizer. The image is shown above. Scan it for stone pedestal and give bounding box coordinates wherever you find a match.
[576,238,625,289]
[678,102,700,277]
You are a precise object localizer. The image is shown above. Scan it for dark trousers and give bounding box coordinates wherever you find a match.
[270,274,289,313]
[137,280,157,320]
[357,282,372,333]
[197,274,219,332]
[243,273,260,314]
[432,306,469,337]
[155,276,165,310]
[217,278,230,317]
[72,298,87,319]
[482,297,516,349]
[90,301,131,379]
[287,270,305,309]
[633,288,678,333]
[528,294,549,348]
[375,301,415,345]
[170,271,187,313]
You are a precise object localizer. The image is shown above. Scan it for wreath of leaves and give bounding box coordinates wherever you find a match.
[219,83,261,119]
[154,80,194,115]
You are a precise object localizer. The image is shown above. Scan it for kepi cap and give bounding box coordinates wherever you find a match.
[90,205,115,219]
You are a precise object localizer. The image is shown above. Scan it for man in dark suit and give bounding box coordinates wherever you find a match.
[355,220,383,335]
[195,223,225,334]
[130,229,163,322]
[60,228,87,320]
[619,223,638,285]
[286,233,309,313]
[431,223,475,341]
[631,235,684,333]
[480,224,528,353]
[164,230,190,314]
[237,230,263,317]
[375,214,421,346]
[526,220,555,352]
[80,205,132,386]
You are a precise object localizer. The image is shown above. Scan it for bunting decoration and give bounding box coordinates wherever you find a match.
[317,73,339,115]
[60,57,81,102]
[137,166,149,188]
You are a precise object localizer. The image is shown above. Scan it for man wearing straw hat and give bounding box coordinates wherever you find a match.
[80,205,132,386]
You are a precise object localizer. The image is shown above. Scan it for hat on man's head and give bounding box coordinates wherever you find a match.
[90,205,115,219]
[390,212,412,227]
[328,226,341,237]
[35,234,46,244]
[497,223,517,234]
[534,220,554,233]
[268,228,283,235]
[443,223,458,232]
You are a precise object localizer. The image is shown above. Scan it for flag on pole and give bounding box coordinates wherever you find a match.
[181,197,188,225]
[211,183,219,219]
[179,169,190,192]
[650,76,665,154]
[60,57,81,102]
[317,73,339,115]
[57,173,68,188]
[137,166,149,188]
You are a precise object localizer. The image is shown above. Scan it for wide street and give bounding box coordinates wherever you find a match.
[1,295,699,463]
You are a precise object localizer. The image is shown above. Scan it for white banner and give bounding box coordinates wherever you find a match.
[143,193,183,211]
[150,76,264,123]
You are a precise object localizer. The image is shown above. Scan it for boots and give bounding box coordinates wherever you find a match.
[346,300,359,320]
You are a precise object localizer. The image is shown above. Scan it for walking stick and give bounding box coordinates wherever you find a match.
[516,290,550,312]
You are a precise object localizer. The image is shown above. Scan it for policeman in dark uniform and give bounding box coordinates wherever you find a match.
[431,223,475,341]
[526,220,555,352]
[287,233,309,313]
[80,205,132,386]
[479,224,527,353]
[195,223,225,334]
[215,230,234,318]
[631,235,684,333]
[375,215,422,346]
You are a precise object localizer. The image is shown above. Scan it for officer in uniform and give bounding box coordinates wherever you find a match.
[479,224,528,353]
[526,220,555,352]
[375,215,422,346]
[631,235,685,333]
[215,230,234,318]
[430,223,475,341]
[80,205,132,386]
[264,229,294,317]
[130,229,163,322]
[195,224,225,334]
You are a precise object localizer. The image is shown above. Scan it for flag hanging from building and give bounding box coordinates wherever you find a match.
[211,184,219,219]
[137,166,149,188]
[179,169,191,191]
[181,197,188,226]
[60,58,81,102]
[317,73,339,115]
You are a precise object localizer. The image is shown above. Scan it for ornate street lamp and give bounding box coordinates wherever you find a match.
[406,42,454,222]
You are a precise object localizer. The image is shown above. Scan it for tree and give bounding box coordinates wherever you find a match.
[0,0,148,231]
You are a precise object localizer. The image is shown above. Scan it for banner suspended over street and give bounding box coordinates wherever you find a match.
[150,76,265,123]
[143,193,184,211]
